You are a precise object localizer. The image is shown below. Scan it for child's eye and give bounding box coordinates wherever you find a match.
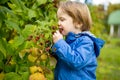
[60,18,65,21]
[59,17,65,21]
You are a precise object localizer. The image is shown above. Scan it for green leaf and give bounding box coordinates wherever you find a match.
[4,64,16,73]
[0,6,6,20]
[6,43,14,56]
[0,20,2,29]
[19,64,29,72]
[0,38,14,58]
[0,6,18,20]
[0,52,4,61]
[16,41,34,54]
[22,24,36,38]
[4,72,22,80]
[28,9,37,20]
[5,20,21,33]
[11,36,24,48]
[47,0,53,2]
[10,0,27,11]
[21,72,29,80]
[23,41,34,49]
[0,60,4,71]
[17,64,29,80]
[45,33,50,39]
[7,2,17,10]
[0,0,9,4]
[45,71,54,80]
[0,39,7,58]
[36,0,47,6]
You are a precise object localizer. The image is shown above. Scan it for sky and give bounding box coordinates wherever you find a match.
[92,0,120,5]
[71,0,120,5]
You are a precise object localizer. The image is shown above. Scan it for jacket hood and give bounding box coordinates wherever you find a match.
[66,31,105,57]
[83,31,105,57]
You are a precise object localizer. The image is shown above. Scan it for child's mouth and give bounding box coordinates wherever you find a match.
[59,28,63,33]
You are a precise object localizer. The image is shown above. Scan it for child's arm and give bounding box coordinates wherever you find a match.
[52,38,94,70]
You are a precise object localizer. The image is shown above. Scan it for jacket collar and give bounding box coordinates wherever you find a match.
[65,32,82,43]
[65,31,95,43]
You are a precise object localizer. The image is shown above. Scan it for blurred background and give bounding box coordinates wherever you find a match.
[0,0,120,80]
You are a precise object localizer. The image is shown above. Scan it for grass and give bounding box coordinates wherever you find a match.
[96,38,120,80]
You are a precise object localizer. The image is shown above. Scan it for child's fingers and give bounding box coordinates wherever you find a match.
[53,32,57,37]
[53,31,59,37]
[56,30,59,33]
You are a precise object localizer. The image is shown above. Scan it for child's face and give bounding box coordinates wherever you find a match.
[57,8,81,35]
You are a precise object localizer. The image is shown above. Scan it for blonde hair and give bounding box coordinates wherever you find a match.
[58,1,92,31]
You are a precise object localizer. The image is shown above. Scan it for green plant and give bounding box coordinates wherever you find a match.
[0,0,58,79]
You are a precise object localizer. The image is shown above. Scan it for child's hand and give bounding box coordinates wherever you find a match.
[53,30,63,43]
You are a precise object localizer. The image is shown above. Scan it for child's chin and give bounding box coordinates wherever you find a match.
[61,31,67,35]
[62,33,67,36]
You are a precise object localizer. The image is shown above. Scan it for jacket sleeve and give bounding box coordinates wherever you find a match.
[52,38,94,69]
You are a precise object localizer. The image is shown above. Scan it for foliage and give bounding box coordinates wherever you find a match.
[107,3,120,15]
[89,5,106,38]
[89,4,120,42]
[0,0,58,80]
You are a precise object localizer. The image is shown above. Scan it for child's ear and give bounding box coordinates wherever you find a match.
[75,23,83,29]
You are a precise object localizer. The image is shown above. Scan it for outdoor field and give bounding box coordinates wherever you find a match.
[97,38,120,80]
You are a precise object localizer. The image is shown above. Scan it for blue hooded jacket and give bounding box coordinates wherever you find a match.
[52,31,105,80]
